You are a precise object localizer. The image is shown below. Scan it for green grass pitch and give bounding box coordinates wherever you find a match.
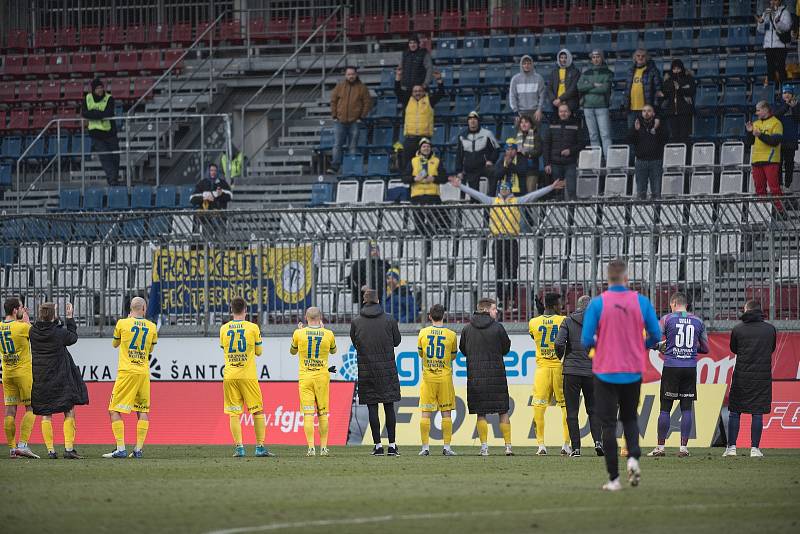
[2,446,798,533]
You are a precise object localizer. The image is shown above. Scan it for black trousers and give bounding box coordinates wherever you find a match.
[367,402,396,444]
[667,115,693,146]
[402,135,423,170]
[563,374,602,450]
[594,377,642,481]
[781,145,796,187]
[493,238,519,308]
[765,48,788,85]
[92,135,121,186]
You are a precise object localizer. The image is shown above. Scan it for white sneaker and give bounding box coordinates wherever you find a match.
[536,446,547,456]
[560,444,572,456]
[306,447,316,457]
[505,445,514,456]
[14,446,40,459]
[479,445,489,457]
[626,457,641,487]
[418,448,430,456]
[750,447,764,458]
[319,448,330,457]
[602,478,623,491]
[722,446,737,457]
[647,447,666,457]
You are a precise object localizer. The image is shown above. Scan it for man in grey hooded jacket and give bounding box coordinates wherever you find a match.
[548,49,581,113]
[508,55,545,123]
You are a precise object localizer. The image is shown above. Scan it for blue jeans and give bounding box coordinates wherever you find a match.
[550,163,578,200]
[332,121,359,170]
[583,107,612,161]
[634,158,663,199]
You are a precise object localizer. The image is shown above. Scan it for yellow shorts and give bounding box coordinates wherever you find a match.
[532,365,565,408]
[419,379,456,412]
[108,373,150,413]
[299,376,330,415]
[223,379,263,415]
[2,374,32,406]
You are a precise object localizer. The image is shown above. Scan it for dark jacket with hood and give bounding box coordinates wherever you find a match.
[459,312,511,414]
[577,59,613,109]
[728,310,776,414]
[624,58,663,110]
[542,115,585,166]
[190,170,233,209]
[30,318,89,416]
[350,303,402,405]
[547,49,581,112]
[627,113,668,161]
[400,44,433,89]
[661,61,696,116]
[774,99,800,150]
[81,80,118,141]
[384,283,417,324]
[344,257,393,303]
[455,124,500,177]
[554,309,592,377]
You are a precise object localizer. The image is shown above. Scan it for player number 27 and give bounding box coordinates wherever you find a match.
[129,325,150,351]
[426,335,447,359]
[0,331,15,354]
[537,325,558,348]
[227,329,247,353]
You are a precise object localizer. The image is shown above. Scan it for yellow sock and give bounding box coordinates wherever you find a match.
[303,414,315,448]
[111,420,125,450]
[561,406,570,444]
[319,414,329,449]
[135,420,149,451]
[442,417,453,446]
[19,411,35,444]
[229,415,242,446]
[41,419,54,452]
[254,414,266,446]
[534,405,546,446]
[4,415,15,448]
[500,422,511,446]
[420,417,431,446]
[476,419,489,444]
[63,417,76,450]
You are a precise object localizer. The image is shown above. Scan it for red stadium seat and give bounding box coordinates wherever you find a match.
[140,50,162,71]
[117,51,140,73]
[321,14,338,40]
[41,80,62,101]
[0,110,7,132]
[31,107,54,131]
[266,17,291,41]
[149,24,171,47]
[9,109,30,130]
[196,21,215,42]
[419,36,432,51]
[413,14,435,33]
[491,7,515,31]
[593,1,618,25]
[465,10,489,32]
[102,25,125,48]
[171,23,194,45]
[388,14,410,35]
[644,0,668,22]
[63,80,86,101]
[163,49,184,72]
[35,28,57,50]
[48,53,71,76]
[296,16,314,40]
[439,10,462,33]
[519,7,541,29]
[57,27,78,49]
[79,27,101,49]
[107,78,131,100]
[126,25,147,46]
[0,82,17,103]
[363,15,386,37]
[346,16,364,39]
[71,52,93,75]
[19,81,39,102]
[95,52,115,73]
[26,55,47,76]
[543,7,568,28]
[617,0,642,25]
[132,77,155,99]
[569,2,593,27]
[58,106,81,129]
[219,20,243,44]
[248,17,268,42]
[7,29,29,50]
[1,55,26,77]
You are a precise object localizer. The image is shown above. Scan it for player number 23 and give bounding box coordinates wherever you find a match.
[227,328,247,353]
[129,325,150,351]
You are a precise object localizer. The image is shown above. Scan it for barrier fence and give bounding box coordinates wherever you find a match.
[1,195,799,335]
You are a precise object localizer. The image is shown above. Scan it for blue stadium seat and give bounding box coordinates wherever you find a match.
[462,37,485,60]
[446,126,460,146]
[177,184,195,208]
[155,185,177,208]
[728,0,750,19]
[310,183,333,206]
[341,154,363,177]
[443,150,457,174]
[487,36,510,59]
[725,56,749,78]
[438,67,455,89]
[615,31,639,55]
[726,26,752,49]
[58,188,81,210]
[148,216,171,234]
[318,127,335,151]
[1,136,22,161]
[499,122,515,141]
[670,28,694,51]
[120,219,145,239]
[610,91,625,111]
[700,0,723,19]
[697,27,722,49]
[44,135,70,158]
[83,187,106,210]
[459,66,481,88]
[369,126,393,149]
[721,114,746,140]
[107,186,129,210]
[643,29,666,52]
[378,69,395,92]
[0,164,11,188]
[565,33,588,54]
[131,185,153,209]
[693,115,718,140]
[366,154,390,176]
[479,93,502,116]
[695,84,719,108]
[672,0,696,21]
[434,98,451,118]
[538,34,561,57]
[485,65,507,88]
[355,127,369,150]
[23,136,45,160]
[589,32,612,52]
[69,134,91,156]
[512,35,535,57]
[722,84,748,109]
[431,124,447,146]
[695,59,720,80]
[371,97,397,119]
[435,38,458,63]
[750,84,774,105]
[453,95,477,116]
[0,246,14,265]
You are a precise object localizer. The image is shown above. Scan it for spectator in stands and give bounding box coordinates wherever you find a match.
[661,59,696,145]
[514,115,543,193]
[328,66,373,174]
[449,175,565,311]
[578,49,613,161]
[399,35,432,90]
[542,104,586,201]
[81,78,120,186]
[746,100,785,209]
[384,268,418,324]
[403,138,449,234]
[219,145,245,183]
[774,84,800,188]
[490,138,531,196]
[452,111,500,191]
[509,55,546,124]
[548,49,581,113]
[624,49,663,128]
[628,105,668,199]
[757,0,793,88]
[190,163,232,209]
[395,69,445,169]
[344,241,393,304]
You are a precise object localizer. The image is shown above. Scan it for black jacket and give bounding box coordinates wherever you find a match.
[400,47,432,90]
[547,64,581,112]
[30,318,89,416]
[728,310,776,414]
[624,59,663,110]
[541,117,585,166]
[350,303,402,405]
[455,127,500,177]
[627,115,668,161]
[190,176,233,209]
[81,93,118,140]
[661,72,696,116]
[459,312,511,415]
[344,258,393,303]
[554,310,592,377]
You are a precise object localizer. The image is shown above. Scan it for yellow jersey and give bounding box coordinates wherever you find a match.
[417,326,457,383]
[0,320,31,379]
[529,314,566,367]
[290,326,337,380]
[219,320,263,380]
[558,67,566,97]
[113,317,158,375]
[630,66,646,110]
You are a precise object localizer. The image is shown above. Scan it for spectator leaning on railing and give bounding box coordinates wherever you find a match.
[661,59,696,146]
[509,55,546,124]
[578,49,613,161]
[81,77,120,186]
[395,69,445,169]
[328,66,373,174]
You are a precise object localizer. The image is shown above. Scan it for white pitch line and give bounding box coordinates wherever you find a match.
[205,502,793,534]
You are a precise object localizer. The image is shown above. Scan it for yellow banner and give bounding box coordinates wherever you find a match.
[362,384,726,447]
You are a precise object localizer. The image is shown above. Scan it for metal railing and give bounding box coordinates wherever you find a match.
[1,196,799,336]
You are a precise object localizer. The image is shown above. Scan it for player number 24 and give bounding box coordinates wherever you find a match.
[128,325,150,351]
[227,328,247,353]
[537,325,558,348]
[426,335,447,359]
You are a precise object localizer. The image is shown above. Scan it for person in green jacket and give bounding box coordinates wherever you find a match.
[577,50,613,161]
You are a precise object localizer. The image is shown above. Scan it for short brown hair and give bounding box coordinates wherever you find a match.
[363,289,379,304]
[670,292,687,307]
[428,304,445,322]
[744,300,762,312]
[607,259,627,283]
[230,296,246,314]
[477,298,496,313]
[39,302,56,322]
[3,297,21,317]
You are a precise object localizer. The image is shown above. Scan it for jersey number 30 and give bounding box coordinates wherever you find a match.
[674,324,695,348]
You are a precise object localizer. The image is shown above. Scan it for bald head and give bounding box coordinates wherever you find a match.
[305,306,322,324]
[130,297,146,317]
[576,295,591,312]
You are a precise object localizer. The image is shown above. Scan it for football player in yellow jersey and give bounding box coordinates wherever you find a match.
[220,296,274,458]
[416,304,458,457]
[103,297,158,459]
[528,293,570,456]
[291,307,337,457]
[1,297,38,459]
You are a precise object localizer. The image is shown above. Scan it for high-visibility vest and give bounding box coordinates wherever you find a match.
[410,154,440,197]
[85,93,111,132]
[489,196,521,236]
[220,152,244,178]
[403,95,434,137]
